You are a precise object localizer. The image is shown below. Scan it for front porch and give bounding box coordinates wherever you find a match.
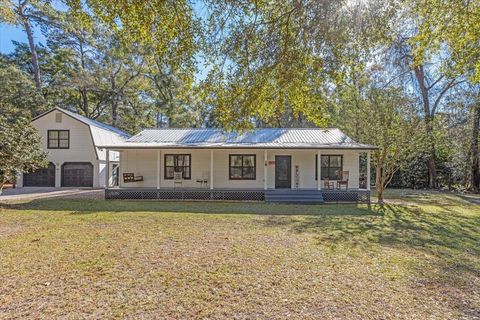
[103,147,372,203]
[105,187,371,203]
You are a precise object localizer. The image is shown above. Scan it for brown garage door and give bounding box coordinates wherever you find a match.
[61,162,93,187]
[23,162,56,187]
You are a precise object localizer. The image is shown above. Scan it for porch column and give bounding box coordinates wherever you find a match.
[264,150,268,190]
[156,150,161,189]
[317,150,321,190]
[105,149,110,189]
[210,149,214,190]
[367,151,371,191]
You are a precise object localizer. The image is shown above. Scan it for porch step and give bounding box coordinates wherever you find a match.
[265,189,324,204]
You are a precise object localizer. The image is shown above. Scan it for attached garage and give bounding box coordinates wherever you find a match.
[61,162,94,187]
[23,162,56,187]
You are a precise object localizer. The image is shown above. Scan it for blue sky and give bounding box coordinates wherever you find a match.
[0,23,45,54]
[0,3,212,80]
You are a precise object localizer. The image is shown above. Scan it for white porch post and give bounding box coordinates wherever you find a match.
[105,149,110,189]
[156,150,161,189]
[264,150,268,190]
[55,163,61,188]
[317,150,321,190]
[210,149,214,190]
[367,151,371,191]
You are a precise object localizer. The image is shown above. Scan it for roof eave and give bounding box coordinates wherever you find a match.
[99,144,378,150]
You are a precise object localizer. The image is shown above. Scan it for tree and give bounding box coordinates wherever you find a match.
[0,58,47,192]
[0,57,45,117]
[0,116,48,193]
[338,80,423,203]
[1,0,56,95]
[410,0,480,191]
[383,14,463,188]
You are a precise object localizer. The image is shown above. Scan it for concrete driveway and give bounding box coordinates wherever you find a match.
[0,187,104,202]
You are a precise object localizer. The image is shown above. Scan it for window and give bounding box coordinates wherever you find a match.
[315,155,343,180]
[47,130,69,149]
[164,154,191,179]
[229,154,256,180]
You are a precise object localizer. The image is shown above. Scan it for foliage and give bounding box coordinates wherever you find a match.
[0,57,45,117]
[0,0,478,192]
[202,0,395,130]
[0,115,48,191]
[410,0,480,83]
[0,53,48,189]
[338,79,424,203]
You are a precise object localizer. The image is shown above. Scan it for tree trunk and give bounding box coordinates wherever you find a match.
[471,103,480,193]
[414,65,437,188]
[19,4,42,94]
[111,75,118,127]
[79,88,89,116]
[112,101,118,127]
[78,39,89,116]
[376,165,384,204]
[427,141,438,189]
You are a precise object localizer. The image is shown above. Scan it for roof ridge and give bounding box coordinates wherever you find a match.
[55,107,129,137]
[140,127,339,131]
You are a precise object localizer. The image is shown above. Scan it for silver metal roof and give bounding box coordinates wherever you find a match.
[33,107,130,138]
[59,108,130,138]
[102,128,376,149]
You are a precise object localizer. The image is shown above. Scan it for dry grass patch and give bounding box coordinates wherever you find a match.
[0,193,479,319]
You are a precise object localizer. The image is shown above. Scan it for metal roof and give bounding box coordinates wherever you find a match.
[102,128,376,149]
[33,107,130,138]
[58,108,130,138]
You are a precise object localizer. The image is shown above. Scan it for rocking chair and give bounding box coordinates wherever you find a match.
[336,171,349,190]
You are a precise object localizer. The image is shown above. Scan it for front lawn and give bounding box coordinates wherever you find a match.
[0,192,479,319]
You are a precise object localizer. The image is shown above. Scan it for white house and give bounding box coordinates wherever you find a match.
[19,108,376,203]
[101,128,376,203]
[17,107,129,188]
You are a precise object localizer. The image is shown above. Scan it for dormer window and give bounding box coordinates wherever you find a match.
[48,130,70,149]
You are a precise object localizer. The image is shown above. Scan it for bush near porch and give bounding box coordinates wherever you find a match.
[0,191,478,319]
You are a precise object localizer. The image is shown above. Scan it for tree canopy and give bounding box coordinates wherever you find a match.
[0,0,479,195]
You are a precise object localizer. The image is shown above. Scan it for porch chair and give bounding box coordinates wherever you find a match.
[336,171,349,190]
[173,171,183,189]
[323,178,335,190]
[196,171,209,188]
[123,172,144,183]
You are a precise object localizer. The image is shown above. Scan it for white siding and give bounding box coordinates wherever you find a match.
[118,148,361,189]
[28,110,120,188]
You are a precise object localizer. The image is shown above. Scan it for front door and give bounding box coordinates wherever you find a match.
[275,156,291,188]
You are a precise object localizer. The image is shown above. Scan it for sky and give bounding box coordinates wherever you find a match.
[0,23,45,54]
[0,2,211,80]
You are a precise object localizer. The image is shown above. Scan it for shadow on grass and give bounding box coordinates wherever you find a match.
[2,195,479,318]
[279,203,480,255]
[258,201,479,318]
[2,198,381,217]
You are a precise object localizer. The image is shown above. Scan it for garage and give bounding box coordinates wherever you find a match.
[23,162,56,187]
[61,162,94,187]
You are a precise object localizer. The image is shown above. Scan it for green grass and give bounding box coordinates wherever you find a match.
[0,191,479,319]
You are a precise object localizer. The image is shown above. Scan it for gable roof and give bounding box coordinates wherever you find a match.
[32,107,129,148]
[33,107,129,137]
[58,108,129,138]
[101,128,376,149]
